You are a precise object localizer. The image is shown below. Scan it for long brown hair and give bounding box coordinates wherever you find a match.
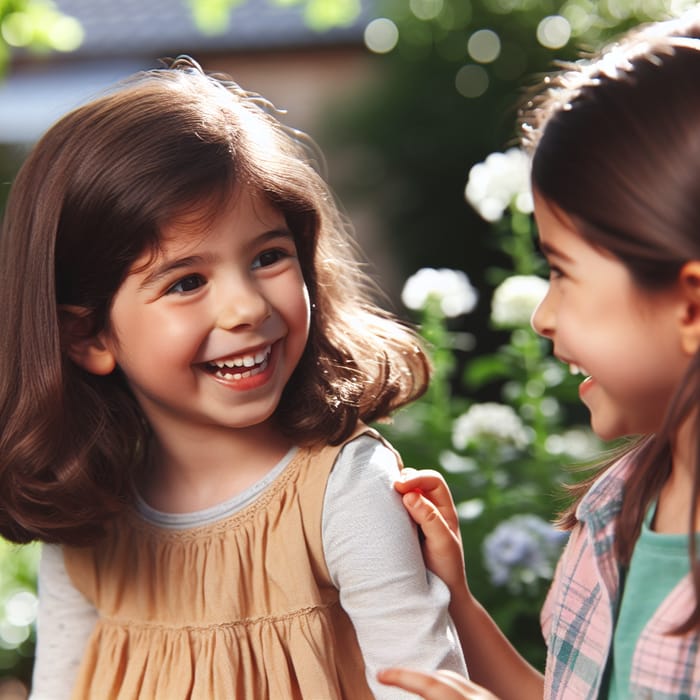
[521,13,700,630]
[0,57,430,545]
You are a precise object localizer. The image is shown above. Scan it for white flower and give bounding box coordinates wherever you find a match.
[439,450,477,473]
[452,402,530,451]
[465,147,533,223]
[456,498,484,521]
[491,275,549,328]
[401,268,478,318]
[545,428,601,460]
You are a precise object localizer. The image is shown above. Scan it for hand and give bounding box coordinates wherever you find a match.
[395,468,466,592]
[377,668,501,699]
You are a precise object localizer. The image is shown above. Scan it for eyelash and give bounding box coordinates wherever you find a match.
[252,248,289,269]
[547,264,565,280]
[166,274,206,295]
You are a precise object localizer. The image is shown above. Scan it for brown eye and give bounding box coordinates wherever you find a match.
[166,274,206,294]
[252,249,286,269]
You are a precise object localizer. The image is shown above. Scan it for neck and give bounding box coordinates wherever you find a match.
[140,422,293,514]
[655,417,700,533]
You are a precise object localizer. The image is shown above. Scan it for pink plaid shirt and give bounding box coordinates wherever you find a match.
[541,455,700,699]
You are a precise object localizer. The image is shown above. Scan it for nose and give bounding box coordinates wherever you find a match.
[215,278,271,331]
[530,290,554,338]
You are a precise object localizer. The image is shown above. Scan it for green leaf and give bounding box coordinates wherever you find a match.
[463,354,512,388]
[187,0,244,34]
[303,0,361,31]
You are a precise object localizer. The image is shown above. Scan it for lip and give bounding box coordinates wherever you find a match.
[578,375,595,399]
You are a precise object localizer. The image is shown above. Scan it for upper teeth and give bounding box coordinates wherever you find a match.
[569,364,588,376]
[209,347,270,369]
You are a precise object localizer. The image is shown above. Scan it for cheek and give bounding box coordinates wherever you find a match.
[300,285,311,332]
[281,275,311,331]
[110,307,206,371]
[289,285,311,349]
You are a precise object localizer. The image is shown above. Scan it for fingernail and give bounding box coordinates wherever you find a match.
[404,490,420,507]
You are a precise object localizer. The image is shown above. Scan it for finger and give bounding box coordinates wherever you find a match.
[402,491,449,532]
[377,668,482,699]
[402,491,464,568]
[397,474,459,533]
[395,470,447,496]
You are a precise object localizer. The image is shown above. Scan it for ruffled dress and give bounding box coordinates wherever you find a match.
[62,434,376,699]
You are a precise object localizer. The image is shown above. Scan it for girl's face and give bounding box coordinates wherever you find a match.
[98,186,311,444]
[530,193,690,441]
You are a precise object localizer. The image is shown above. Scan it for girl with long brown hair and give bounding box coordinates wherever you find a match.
[380,9,700,699]
[0,58,466,698]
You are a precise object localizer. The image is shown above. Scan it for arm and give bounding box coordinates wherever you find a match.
[390,471,544,700]
[323,436,467,699]
[29,544,98,700]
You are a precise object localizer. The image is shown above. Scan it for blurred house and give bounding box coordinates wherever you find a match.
[0,0,377,144]
[0,0,402,286]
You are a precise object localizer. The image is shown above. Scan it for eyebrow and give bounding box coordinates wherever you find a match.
[538,240,574,263]
[137,228,296,291]
[138,254,215,291]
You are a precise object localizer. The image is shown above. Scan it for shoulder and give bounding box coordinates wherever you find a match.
[576,451,637,522]
[323,430,406,534]
[331,430,401,485]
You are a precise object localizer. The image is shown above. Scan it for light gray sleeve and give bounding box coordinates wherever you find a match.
[29,544,98,700]
[323,434,468,698]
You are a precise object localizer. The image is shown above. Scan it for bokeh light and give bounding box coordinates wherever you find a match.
[536,15,572,49]
[409,0,444,20]
[1,13,33,47]
[467,28,501,63]
[364,17,399,54]
[455,64,489,98]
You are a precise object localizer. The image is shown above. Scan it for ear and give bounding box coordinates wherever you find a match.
[678,261,700,356]
[59,305,117,376]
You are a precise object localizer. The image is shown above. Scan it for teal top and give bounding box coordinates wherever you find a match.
[606,504,690,699]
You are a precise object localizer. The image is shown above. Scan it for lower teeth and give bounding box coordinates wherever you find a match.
[215,359,268,380]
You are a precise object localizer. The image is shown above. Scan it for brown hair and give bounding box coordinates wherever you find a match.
[521,12,700,630]
[0,57,430,545]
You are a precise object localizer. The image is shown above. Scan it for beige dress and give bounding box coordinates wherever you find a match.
[62,430,381,699]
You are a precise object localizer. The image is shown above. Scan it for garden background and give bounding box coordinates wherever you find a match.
[0,0,694,693]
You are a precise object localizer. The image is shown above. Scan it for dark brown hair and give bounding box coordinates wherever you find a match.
[0,57,430,545]
[521,12,700,630]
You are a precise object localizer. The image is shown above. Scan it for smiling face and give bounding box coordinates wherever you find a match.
[530,193,690,441]
[95,186,311,446]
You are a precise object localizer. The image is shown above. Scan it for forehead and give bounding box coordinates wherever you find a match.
[126,187,284,272]
[162,185,283,240]
[533,192,579,251]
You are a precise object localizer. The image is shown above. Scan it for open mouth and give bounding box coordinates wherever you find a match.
[569,363,589,377]
[205,345,272,380]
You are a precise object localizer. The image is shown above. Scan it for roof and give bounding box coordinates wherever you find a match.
[52,0,374,57]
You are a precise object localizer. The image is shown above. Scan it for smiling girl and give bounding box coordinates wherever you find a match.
[379,10,700,700]
[0,58,466,698]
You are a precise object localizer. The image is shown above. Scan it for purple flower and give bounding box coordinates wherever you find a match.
[482,514,568,592]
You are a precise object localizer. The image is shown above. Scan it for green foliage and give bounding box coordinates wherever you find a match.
[293,0,362,31]
[0,0,83,75]
[186,0,246,33]
[0,540,39,684]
